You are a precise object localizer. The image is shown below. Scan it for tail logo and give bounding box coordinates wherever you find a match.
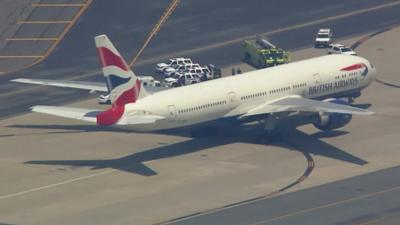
[97,47,129,71]
[94,35,148,126]
[97,46,139,106]
[107,75,131,90]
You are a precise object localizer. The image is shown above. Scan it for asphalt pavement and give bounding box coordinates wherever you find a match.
[164,165,400,225]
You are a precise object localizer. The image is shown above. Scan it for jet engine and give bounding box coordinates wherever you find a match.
[313,98,353,130]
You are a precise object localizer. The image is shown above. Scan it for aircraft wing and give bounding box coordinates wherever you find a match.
[31,105,165,125]
[12,78,108,92]
[240,95,373,118]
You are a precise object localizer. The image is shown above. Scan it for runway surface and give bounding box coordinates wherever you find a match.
[1,0,400,119]
[164,165,400,225]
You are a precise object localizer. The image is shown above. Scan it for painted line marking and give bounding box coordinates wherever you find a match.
[0,169,116,201]
[6,38,58,41]
[0,55,43,59]
[357,217,387,225]
[375,78,400,88]
[249,185,400,225]
[17,20,72,24]
[32,3,85,7]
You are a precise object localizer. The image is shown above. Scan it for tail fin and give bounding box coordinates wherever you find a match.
[94,35,148,125]
[95,34,148,107]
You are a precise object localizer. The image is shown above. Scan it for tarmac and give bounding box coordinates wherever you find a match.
[165,165,400,225]
[0,24,399,225]
[1,0,400,119]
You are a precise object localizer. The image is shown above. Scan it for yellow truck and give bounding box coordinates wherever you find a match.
[243,37,290,68]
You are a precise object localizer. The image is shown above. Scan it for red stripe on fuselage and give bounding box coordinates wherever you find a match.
[340,63,365,71]
[97,47,129,71]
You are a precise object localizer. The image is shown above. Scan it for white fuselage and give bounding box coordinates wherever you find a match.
[124,55,376,131]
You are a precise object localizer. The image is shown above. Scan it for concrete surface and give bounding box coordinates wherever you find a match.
[0,24,399,225]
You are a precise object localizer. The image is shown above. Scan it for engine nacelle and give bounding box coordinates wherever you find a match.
[312,98,353,130]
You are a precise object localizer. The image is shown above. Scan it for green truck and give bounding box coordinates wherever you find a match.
[243,37,290,68]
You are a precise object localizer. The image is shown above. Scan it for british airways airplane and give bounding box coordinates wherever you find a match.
[13,35,375,134]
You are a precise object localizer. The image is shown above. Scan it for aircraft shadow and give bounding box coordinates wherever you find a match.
[279,129,367,165]
[23,121,368,176]
[277,116,368,165]
[25,136,234,176]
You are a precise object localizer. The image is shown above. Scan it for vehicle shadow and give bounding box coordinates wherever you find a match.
[22,120,368,176]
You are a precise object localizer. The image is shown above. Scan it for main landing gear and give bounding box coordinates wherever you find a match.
[258,115,283,143]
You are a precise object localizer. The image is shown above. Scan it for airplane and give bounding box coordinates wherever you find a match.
[12,34,376,136]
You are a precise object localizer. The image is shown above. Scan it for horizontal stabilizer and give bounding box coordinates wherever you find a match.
[31,106,102,123]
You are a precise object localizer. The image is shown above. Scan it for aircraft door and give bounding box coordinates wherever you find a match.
[313,73,322,84]
[227,91,238,109]
[167,105,177,122]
